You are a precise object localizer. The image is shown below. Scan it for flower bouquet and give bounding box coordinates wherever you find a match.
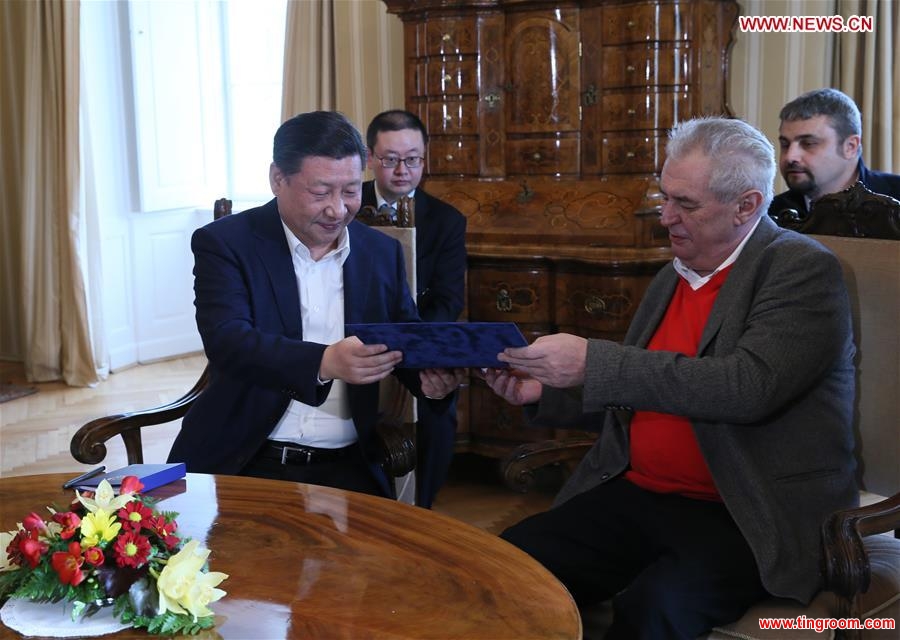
[0,476,228,635]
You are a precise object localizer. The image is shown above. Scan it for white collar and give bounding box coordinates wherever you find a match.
[281,220,351,265]
[374,183,416,209]
[672,217,762,290]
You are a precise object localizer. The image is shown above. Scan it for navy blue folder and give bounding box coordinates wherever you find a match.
[344,322,527,368]
[73,463,186,492]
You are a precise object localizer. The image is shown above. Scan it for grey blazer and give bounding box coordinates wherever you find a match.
[529,215,858,603]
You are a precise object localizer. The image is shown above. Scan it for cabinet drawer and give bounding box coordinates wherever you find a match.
[505,138,580,176]
[601,3,688,45]
[602,133,665,173]
[424,99,479,135]
[416,18,478,56]
[601,91,691,131]
[416,59,478,96]
[602,44,689,88]
[555,271,656,335]
[468,266,552,324]
[468,383,556,442]
[427,139,480,175]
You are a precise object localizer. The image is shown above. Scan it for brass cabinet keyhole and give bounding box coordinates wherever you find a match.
[496,289,513,312]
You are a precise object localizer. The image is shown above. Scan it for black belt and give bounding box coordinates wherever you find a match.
[261,441,358,466]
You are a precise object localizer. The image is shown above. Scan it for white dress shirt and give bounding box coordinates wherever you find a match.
[374,184,417,211]
[268,222,357,448]
[673,217,762,290]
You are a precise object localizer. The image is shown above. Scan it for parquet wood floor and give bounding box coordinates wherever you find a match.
[0,356,555,534]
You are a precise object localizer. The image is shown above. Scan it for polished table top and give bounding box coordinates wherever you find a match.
[0,473,581,639]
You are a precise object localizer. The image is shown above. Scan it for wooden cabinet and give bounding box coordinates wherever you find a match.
[384,0,739,488]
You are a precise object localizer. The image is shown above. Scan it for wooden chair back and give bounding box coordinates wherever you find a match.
[772,181,900,239]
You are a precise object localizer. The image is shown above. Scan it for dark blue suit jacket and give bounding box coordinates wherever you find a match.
[361,181,467,322]
[167,198,432,496]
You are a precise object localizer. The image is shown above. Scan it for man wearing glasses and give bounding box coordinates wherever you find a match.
[361,109,468,509]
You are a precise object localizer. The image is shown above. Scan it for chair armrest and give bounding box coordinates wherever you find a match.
[822,491,900,609]
[374,422,416,478]
[501,438,596,493]
[70,367,211,465]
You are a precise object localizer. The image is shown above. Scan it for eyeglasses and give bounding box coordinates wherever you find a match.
[374,153,425,169]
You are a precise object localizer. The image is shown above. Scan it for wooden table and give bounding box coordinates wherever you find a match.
[0,473,581,639]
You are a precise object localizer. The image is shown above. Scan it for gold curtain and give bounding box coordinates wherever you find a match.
[281,0,404,136]
[0,0,97,385]
[834,0,899,172]
[281,0,335,119]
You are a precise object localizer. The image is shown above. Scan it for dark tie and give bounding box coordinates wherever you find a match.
[378,203,398,223]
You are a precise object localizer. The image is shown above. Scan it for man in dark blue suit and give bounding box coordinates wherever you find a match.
[769,88,900,220]
[361,110,467,508]
[167,111,463,498]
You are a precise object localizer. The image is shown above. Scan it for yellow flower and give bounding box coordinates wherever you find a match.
[156,540,228,621]
[76,479,135,514]
[80,509,121,548]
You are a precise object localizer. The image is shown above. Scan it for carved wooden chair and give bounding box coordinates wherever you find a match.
[700,231,899,638]
[579,195,900,639]
[356,195,419,502]
[771,181,900,240]
[71,197,416,485]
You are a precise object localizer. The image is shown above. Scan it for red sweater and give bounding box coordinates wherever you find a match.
[624,267,732,501]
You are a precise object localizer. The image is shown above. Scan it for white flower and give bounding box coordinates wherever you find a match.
[156,540,228,621]
[76,479,134,513]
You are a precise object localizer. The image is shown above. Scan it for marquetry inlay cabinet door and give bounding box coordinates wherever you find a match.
[384,0,740,484]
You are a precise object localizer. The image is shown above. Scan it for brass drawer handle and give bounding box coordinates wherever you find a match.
[443,74,453,83]
[445,153,455,161]
[625,151,636,158]
[625,64,635,72]
[442,34,452,42]
[532,152,542,161]
[627,108,636,115]
[496,289,513,312]
[584,295,606,315]
[626,20,636,28]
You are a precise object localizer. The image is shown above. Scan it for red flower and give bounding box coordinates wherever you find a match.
[51,542,85,586]
[51,511,82,540]
[16,529,49,569]
[22,512,48,535]
[83,545,105,567]
[113,531,151,568]
[148,515,180,549]
[5,530,25,566]
[119,475,144,495]
[118,501,153,532]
